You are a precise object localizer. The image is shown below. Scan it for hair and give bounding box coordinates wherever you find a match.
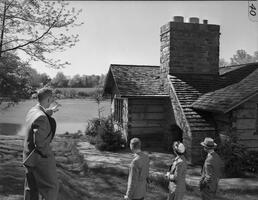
[204,146,215,151]
[37,88,53,102]
[173,141,184,156]
[175,150,184,156]
[130,138,141,150]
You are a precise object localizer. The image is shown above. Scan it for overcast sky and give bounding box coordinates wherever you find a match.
[31,1,258,78]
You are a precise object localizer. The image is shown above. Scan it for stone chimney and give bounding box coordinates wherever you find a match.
[160,16,220,77]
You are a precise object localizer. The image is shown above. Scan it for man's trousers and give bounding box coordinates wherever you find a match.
[24,154,58,200]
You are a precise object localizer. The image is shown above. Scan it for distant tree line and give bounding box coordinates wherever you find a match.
[21,69,106,89]
[0,53,106,104]
[51,72,106,88]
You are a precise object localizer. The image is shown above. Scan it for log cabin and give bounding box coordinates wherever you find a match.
[103,16,258,164]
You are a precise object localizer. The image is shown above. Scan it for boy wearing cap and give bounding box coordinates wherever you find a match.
[199,137,224,200]
[166,141,187,200]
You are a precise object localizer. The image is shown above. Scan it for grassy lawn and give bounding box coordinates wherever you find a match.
[1,165,257,200]
[79,170,258,200]
[1,135,257,200]
[76,140,258,200]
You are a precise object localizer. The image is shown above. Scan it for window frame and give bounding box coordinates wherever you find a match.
[114,98,123,124]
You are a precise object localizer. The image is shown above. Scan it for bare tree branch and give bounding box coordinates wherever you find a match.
[1,9,62,53]
[0,0,82,68]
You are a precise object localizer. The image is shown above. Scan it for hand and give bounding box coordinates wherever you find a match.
[199,178,206,191]
[51,102,61,113]
[165,172,170,179]
[124,195,129,200]
[146,177,152,184]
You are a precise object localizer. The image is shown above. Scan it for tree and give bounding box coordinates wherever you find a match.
[0,52,32,104]
[51,72,68,87]
[68,74,81,87]
[99,74,106,87]
[38,73,51,87]
[0,0,82,68]
[22,66,41,88]
[80,75,88,87]
[253,51,258,62]
[230,49,253,65]
[93,88,105,119]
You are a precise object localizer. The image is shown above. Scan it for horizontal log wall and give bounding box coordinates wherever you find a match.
[213,95,258,151]
[128,98,171,148]
[233,94,258,151]
[213,113,232,136]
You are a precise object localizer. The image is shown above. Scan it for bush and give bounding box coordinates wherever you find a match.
[217,132,258,177]
[85,116,126,151]
[85,118,102,137]
[77,91,90,98]
[69,89,77,98]
[54,89,62,95]
[243,151,258,174]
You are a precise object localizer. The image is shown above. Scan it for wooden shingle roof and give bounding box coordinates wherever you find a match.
[169,74,219,132]
[103,64,168,97]
[219,62,258,86]
[192,67,258,113]
[220,62,258,76]
[168,63,258,133]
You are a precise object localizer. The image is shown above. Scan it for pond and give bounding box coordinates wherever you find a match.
[0,99,111,136]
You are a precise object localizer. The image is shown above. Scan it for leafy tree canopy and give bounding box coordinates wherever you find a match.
[0,52,32,104]
[230,49,258,65]
[51,72,105,88]
[51,71,68,87]
[220,50,258,68]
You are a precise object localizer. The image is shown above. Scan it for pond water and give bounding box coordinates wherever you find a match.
[0,99,111,136]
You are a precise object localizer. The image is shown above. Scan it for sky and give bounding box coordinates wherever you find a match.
[31,1,258,78]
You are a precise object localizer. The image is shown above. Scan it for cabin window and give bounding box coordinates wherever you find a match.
[114,98,123,123]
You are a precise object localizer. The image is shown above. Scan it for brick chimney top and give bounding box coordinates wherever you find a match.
[160,16,220,76]
[173,16,184,22]
[203,19,208,24]
[189,17,199,24]
[172,16,210,25]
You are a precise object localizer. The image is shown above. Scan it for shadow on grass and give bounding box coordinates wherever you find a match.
[90,171,126,196]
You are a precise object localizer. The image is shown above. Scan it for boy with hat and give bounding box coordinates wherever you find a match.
[199,137,224,200]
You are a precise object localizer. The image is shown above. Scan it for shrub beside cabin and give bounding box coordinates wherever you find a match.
[103,16,258,164]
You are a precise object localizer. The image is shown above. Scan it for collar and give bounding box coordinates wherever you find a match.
[37,103,47,113]
[208,150,215,156]
[175,155,180,160]
[134,150,142,157]
[173,155,182,163]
